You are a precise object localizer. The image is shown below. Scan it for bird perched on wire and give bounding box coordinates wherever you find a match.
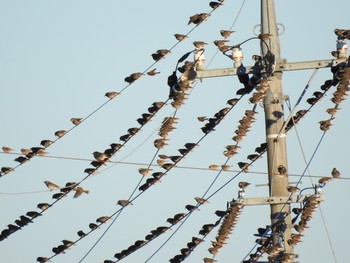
[209,1,222,9]
[238,181,250,189]
[2,146,14,153]
[193,41,207,49]
[331,167,341,178]
[319,119,332,132]
[44,181,60,191]
[70,118,82,126]
[174,33,187,41]
[124,72,143,84]
[92,151,109,162]
[195,197,209,204]
[105,91,119,99]
[54,130,66,138]
[188,13,209,25]
[96,216,111,223]
[117,199,133,207]
[286,186,299,194]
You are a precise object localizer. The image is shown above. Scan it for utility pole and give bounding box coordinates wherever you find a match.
[260,0,293,255]
[195,0,347,262]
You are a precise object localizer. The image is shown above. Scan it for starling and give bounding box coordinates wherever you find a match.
[277,165,287,175]
[93,151,109,162]
[37,203,51,211]
[44,181,60,191]
[124,72,143,84]
[174,34,187,41]
[89,223,99,230]
[54,130,66,138]
[331,167,340,178]
[117,199,133,207]
[220,30,235,38]
[105,91,119,99]
[70,118,82,126]
[209,1,222,9]
[77,230,86,238]
[73,187,89,198]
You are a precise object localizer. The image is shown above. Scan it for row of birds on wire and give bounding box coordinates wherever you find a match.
[34,51,349,262]
[1,1,349,260]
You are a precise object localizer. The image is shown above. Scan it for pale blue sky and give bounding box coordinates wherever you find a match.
[0,0,349,262]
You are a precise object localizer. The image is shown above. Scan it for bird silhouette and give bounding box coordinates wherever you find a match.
[37,203,51,211]
[96,216,111,223]
[93,151,109,162]
[14,156,28,164]
[52,192,65,200]
[40,139,53,148]
[77,230,86,238]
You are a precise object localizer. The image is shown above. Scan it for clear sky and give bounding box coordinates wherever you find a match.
[0,0,349,262]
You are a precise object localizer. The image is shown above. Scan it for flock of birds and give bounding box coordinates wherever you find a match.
[1,0,349,261]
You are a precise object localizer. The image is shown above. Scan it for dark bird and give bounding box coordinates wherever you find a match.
[124,72,143,84]
[215,210,228,217]
[209,1,222,9]
[26,211,42,218]
[185,204,199,212]
[52,245,67,254]
[1,167,14,174]
[77,230,86,238]
[174,34,187,41]
[36,257,50,263]
[89,223,99,230]
[227,98,239,106]
[52,192,65,200]
[105,91,119,99]
[238,162,249,172]
[178,148,190,155]
[247,154,260,161]
[96,216,111,223]
[14,156,28,164]
[287,186,300,194]
[188,13,209,25]
[120,133,132,142]
[62,239,74,247]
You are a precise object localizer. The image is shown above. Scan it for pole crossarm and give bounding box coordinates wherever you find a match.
[196,58,346,79]
[238,194,324,206]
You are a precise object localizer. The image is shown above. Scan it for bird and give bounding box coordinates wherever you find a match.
[193,41,207,49]
[277,165,287,175]
[96,216,111,223]
[77,230,86,238]
[14,156,28,164]
[147,68,160,76]
[319,119,332,132]
[238,181,250,189]
[20,148,31,155]
[331,167,341,178]
[124,72,143,84]
[195,197,209,204]
[252,54,262,62]
[174,34,187,41]
[220,30,235,38]
[318,177,332,185]
[105,91,119,99]
[70,118,82,126]
[326,107,340,116]
[238,162,249,172]
[209,1,222,9]
[93,151,109,162]
[138,168,152,176]
[247,154,260,161]
[221,164,231,171]
[36,257,50,263]
[258,33,273,40]
[157,49,171,56]
[185,204,199,212]
[54,130,66,138]
[26,211,42,218]
[197,116,208,122]
[227,98,239,106]
[188,13,209,25]
[40,139,53,148]
[209,164,219,170]
[37,203,51,211]
[213,39,230,48]
[287,186,300,194]
[73,187,89,198]
[89,223,99,230]
[62,239,74,247]
[44,181,60,191]
[2,146,14,153]
[52,192,65,200]
[117,199,133,207]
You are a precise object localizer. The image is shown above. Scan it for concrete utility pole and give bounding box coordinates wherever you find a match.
[195,0,346,261]
[260,0,292,255]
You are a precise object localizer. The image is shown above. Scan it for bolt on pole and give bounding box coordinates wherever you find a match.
[261,0,293,256]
